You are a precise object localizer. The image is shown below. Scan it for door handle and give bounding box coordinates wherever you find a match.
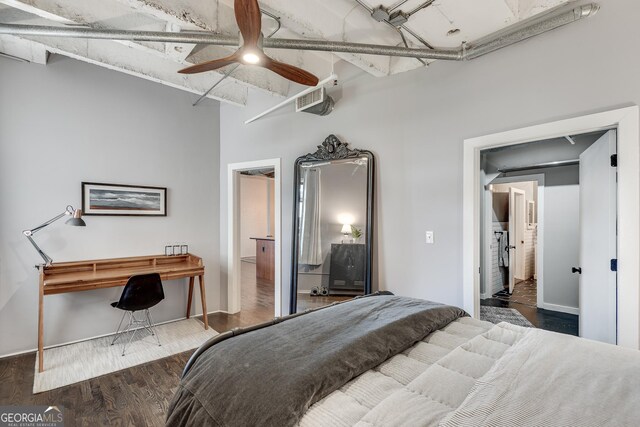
[572,267,582,274]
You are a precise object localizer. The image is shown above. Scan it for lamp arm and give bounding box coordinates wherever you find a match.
[23,206,73,236]
[22,205,75,266]
[24,233,53,265]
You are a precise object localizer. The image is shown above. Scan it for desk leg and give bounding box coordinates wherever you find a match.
[38,273,44,373]
[186,276,194,319]
[199,275,208,330]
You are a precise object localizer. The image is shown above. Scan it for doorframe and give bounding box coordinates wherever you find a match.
[227,158,282,317]
[484,175,545,307]
[463,106,640,348]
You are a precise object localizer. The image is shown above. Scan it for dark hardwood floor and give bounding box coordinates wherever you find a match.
[296,293,352,311]
[0,260,275,427]
[481,280,579,336]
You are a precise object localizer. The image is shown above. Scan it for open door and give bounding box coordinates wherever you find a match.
[508,187,526,294]
[578,130,617,344]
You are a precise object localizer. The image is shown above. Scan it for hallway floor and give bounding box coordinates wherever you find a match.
[492,279,537,307]
[482,279,579,336]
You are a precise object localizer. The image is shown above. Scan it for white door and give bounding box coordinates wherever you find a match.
[508,188,526,293]
[579,130,617,344]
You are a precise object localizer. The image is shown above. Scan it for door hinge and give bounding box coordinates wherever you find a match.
[611,259,618,272]
[611,154,618,167]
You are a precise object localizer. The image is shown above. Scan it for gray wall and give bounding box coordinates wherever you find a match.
[0,56,220,356]
[219,0,640,314]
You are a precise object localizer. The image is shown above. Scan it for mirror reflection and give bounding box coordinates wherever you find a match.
[291,135,374,313]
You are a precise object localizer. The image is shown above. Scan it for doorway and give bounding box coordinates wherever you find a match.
[228,159,281,318]
[479,130,617,341]
[239,170,275,315]
[464,107,640,348]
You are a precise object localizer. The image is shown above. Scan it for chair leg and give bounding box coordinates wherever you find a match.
[145,309,161,347]
[121,311,140,356]
[110,311,127,346]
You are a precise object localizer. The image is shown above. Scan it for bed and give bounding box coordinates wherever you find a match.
[166,293,640,427]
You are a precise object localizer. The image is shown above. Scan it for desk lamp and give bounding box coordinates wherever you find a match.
[23,205,86,265]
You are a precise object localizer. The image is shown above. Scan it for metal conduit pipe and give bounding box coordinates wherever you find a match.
[0,4,598,61]
[354,0,435,49]
[262,37,458,59]
[407,0,437,17]
[464,3,600,60]
[0,23,460,60]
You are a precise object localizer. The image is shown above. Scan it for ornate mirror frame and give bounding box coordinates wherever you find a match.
[289,135,375,314]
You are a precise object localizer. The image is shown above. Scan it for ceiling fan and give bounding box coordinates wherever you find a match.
[178,0,319,86]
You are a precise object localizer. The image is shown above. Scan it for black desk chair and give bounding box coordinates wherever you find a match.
[110,273,165,356]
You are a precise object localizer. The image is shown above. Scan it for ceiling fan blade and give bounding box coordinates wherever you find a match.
[235,0,262,47]
[262,58,320,86]
[178,53,240,74]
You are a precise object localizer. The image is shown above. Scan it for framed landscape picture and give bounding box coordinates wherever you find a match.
[82,182,167,216]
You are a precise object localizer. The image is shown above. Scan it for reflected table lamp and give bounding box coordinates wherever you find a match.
[341,223,352,244]
[22,205,86,266]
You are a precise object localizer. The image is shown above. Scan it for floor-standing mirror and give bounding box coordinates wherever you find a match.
[290,135,375,314]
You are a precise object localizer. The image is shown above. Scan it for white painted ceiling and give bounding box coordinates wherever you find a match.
[0,0,570,106]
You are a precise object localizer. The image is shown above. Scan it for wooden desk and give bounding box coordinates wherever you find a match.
[37,254,207,372]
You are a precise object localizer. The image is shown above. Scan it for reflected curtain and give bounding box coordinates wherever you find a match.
[299,168,323,266]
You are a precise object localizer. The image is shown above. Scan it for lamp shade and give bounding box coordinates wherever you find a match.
[65,208,86,226]
[341,224,352,234]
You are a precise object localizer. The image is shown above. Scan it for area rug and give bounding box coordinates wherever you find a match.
[480,306,534,328]
[34,318,217,393]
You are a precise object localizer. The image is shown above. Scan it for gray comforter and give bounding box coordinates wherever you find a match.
[166,295,466,427]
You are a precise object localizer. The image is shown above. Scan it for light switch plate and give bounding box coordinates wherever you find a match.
[426,231,434,244]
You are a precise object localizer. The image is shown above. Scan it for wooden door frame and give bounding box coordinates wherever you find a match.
[227,158,282,317]
[463,106,640,348]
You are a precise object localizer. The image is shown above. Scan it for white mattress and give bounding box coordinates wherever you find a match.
[299,316,511,427]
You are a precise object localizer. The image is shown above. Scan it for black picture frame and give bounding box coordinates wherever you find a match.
[81,182,168,216]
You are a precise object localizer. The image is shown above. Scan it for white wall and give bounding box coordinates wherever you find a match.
[0,56,220,357]
[219,0,640,314]
[240,175,272,258]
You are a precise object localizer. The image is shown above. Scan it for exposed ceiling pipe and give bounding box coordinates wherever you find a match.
[464,3,599,60]
[0,51,30,62]
[0,3,599,61]
[0,23,460,60]
[354,0,435,49]
[407,0,437,18]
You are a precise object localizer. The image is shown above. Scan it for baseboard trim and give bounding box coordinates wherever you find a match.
[0,309,225,360]
[542,303,579,315]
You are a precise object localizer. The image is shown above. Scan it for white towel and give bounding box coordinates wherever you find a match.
[498,231,509,267]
